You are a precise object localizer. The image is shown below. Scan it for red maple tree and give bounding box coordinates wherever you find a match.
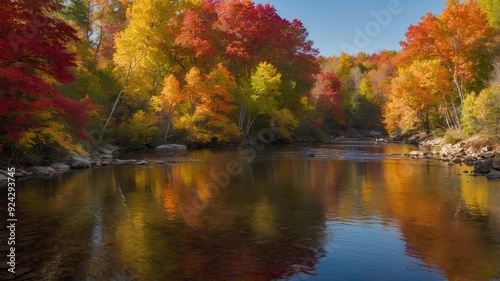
[0,0,96,145]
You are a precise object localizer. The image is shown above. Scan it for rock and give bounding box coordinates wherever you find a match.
[50,163,71,172]
[481,151,494,159]
[368,131,383,137]
[492,159,500,171]
[29,166,56,177]
[133,160,148,165]
[155,144,187,152]
[486,169,500,180]
[101,159,113,166]
[480,146,493,153]
[101,154,113,159]
[155,160,165,164]
[452,158,463,164]
[410,151,424,157]
[473,160,493,174]
[100,143,121,154]
[114,159,137,165]
[71,156,91,169]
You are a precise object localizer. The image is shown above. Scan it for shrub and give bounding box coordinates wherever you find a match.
[461,86,500,141]
[444,128,465,144]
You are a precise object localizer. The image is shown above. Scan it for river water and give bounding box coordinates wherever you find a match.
[1,140,500,280]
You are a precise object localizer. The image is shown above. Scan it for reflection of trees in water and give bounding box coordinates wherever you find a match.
[379,161,500,280]
[152,158,327,280]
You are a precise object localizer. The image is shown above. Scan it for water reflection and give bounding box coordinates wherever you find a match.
[1,142,499,280]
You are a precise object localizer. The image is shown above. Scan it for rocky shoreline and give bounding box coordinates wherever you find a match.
[0,143,188,188]
[403,137,500,181]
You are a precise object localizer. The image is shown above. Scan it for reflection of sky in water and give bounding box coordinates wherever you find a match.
[288,219,444,281]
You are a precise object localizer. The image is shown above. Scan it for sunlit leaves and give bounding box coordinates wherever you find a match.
[385,59,453,133]
[400,0,495,103]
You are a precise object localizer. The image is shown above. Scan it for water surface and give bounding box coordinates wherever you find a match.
[1,140,499,280]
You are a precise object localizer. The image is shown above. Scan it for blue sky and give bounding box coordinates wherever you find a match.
[252,0,446,57]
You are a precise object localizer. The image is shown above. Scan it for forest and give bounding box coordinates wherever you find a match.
[1,0,499,164]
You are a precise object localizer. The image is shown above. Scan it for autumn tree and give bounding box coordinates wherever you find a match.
[400,0,495,108]
[385,60,453,133]
[151,75,184,142]
[314,72,344,129]
[174,64,240,143]
[175,0,319,138]
[477,0,500,29]
[0,0,96,160]
[105,0,192,137]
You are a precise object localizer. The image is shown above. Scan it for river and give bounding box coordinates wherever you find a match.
[1,140,500,280]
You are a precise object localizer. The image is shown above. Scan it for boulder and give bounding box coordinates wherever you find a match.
[71,156,91,169]
[464,156,478,166]
[486,169,500,180]
[155,144,187,152]
[473,159,493,174]
[452,158,463,164]
[368,131,383,137]
[100,154,113,159]
[492,159,500,171]
[133,160,148,165]
[29,166,56,177]
[482,151,494,159]
[50,163,71,172]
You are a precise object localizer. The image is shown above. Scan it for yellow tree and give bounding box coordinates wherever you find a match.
[385,60,453,133]
[104,0,195,137]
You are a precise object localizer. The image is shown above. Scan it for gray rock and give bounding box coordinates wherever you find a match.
[101,154,113,159]
[486,169,500,180]
[155,144,187,152]
[30,166,56,177]
[100,143,121,154]
[133,160,148,165]
[492,159,500,171]
[50,163,71,172]
[155,160,165,164]
[452,158,463,164]
[99,148,113,155]
[368,131,383,137]
[482,151,494,159]
[114,159,137,165]
[71,156,91,169]
[473,160,493,174]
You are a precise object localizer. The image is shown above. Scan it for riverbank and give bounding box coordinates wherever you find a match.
[397,133,500,180]
[2,134,499,187]
[0,143,189,187]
